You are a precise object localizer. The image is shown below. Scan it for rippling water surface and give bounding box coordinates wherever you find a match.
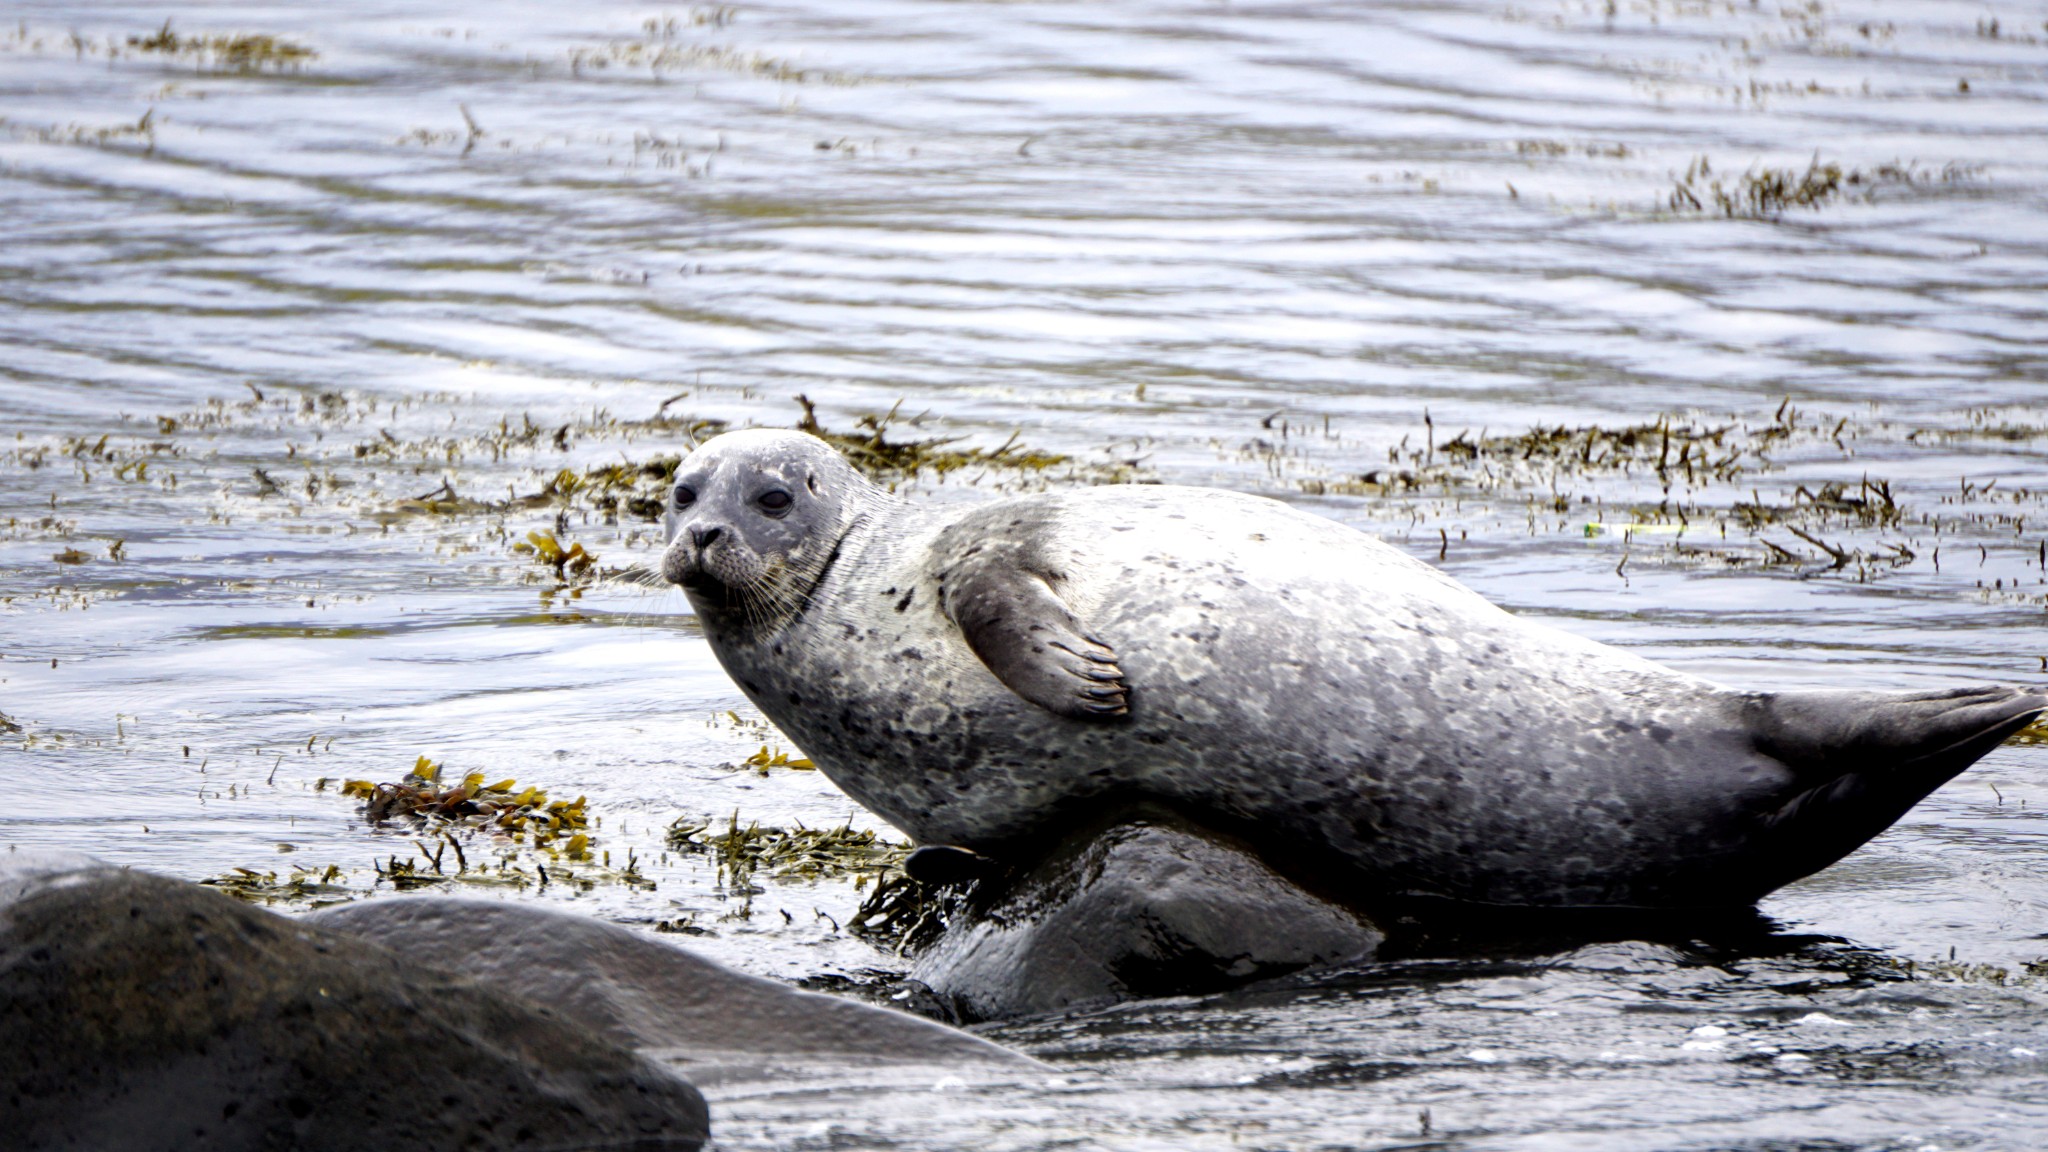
[3,1,2047,1148]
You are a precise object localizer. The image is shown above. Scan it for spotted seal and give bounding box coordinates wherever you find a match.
[661,428,2045,909]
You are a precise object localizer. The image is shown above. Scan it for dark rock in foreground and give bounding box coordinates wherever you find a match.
[312,896,1041,1083]
[912,820,1384,1020]
[0,853,707,1152]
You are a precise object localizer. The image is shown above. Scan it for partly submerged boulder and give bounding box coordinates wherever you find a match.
[310,896,1040,1083]
[912,820,1384,1021]
[0,853,707,1152]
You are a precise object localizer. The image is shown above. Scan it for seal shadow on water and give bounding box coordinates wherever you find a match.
[659,429,2046,1014]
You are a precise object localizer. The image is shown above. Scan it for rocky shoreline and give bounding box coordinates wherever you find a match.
[1,852,1043,1151]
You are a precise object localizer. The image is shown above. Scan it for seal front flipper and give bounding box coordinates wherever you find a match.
[941,561,1128,720]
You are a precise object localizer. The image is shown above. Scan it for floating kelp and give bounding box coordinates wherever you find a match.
[329,760,653,893]
[1666,156,1973,220]
[380,480,510,519]
[1900,956,2048,990]
[667,813,907,889]
[576,458,683,522]
[514,530,599,585]
[126,21,316,72]
[1732,478,1905,531]
[563,11,868,87]
[15,109,159,151]
[1284,399,2019,585]
[794,395,1069,482]
[740,745,815,774]
[366,843,653,893]
[1322,401,1831,499]
[201,863,353,906]
[341,758,592,855]
[1908,418,2048,444]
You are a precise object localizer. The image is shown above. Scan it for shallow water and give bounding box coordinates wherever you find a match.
[2,0,2046,1148]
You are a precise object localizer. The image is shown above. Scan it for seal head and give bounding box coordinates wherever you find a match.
[660,429,873,637]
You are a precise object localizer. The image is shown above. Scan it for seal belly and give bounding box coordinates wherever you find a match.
[779,488,1758,905]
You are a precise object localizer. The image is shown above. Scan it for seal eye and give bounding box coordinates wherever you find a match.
[757,490,793,515]
[673,484,696,509]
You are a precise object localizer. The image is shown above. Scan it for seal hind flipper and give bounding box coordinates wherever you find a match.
[1749,685,2045,888]
[1753,685,2044,781]
[942,562,1129,719]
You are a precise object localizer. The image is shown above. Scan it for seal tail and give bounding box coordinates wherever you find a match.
[1749,684,2045,887]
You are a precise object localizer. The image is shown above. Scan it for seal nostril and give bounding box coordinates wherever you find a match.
[691,524,723,549]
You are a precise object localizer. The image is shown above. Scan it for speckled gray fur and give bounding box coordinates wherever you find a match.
[664,430,2047,910]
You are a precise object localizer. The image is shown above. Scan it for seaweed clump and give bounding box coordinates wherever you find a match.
[201,864,352,906]
[513,530,600,586]
[127,21,316,72]
[740,745,815,773]
[2012,717,2048,747]
[1335,403,1823,497]
[1667,156,1973,220]
[846,873,958,956]
[331,759,652,892]
[666,813,907,888]
[573,458,684,522]
[662,811,956,952]
[342,757,594,858]
[795,395,1069,483]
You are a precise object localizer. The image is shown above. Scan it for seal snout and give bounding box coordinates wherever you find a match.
[662,510,768,598]
[658,537,700,588]
[660,526,725,589]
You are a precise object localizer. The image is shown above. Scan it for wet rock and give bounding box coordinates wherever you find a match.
[912,820,1384,1020]
[0,854,707,1152]
[311,896,1040,1083]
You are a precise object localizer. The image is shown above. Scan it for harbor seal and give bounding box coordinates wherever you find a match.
[660,428,2045,910]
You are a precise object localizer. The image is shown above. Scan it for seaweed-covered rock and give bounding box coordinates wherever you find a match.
[912,821,1384,1020]
[311,896,1040,1083]
[0,854,707,1152]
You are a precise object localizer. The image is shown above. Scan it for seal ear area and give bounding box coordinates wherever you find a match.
[942,564,1129,721]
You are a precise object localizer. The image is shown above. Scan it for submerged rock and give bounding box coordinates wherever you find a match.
[0,853,707,1152]
[912,820,1384,1020]
[311,896,1041,1083]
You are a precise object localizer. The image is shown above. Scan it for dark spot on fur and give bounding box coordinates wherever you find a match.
[896,589,914,612]
[1650,724,1674,743]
